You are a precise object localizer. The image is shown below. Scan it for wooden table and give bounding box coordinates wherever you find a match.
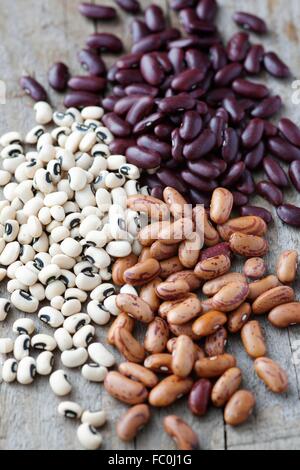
[1,0,300,450]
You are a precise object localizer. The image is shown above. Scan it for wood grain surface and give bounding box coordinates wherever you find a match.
[0,0,300,450]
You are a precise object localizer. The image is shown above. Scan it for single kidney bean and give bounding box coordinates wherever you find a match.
[263,52,290,78]
[220,162,246,187]
[268,136,300,162]
[78,49,106,77]
[232,78,269,99]
[188,379,212,416]
[159,93,195,113]
[125,83,158,97]
[209,43,228,70]
[115,0,140,13]
[232,191,249,207]
[251,95,282,118]
[264,121,278,137]
[185,48,209,72]
[236,170,255,195]
[133,112,164,134]
[20,76,48,102]
[233,11,267,34]
[277,204,300,227]
[256,181,283,206]
[183,129,216,160]
[278,118,300,147]
[241,118,264,148]
[126,97,154,126]
[103,95,119,111]
[181,170,218,192]
[115,69,144,85]
[64,91,100,108]
[170,0,196,10]
[140,54,164,86]
[155,123,174,140]
[109,138,136,155]
[48,62,69,91]
[179,8,216,35]
[209,116,226,148]
[240,205,273,224]
[126,146,161,169]
[179,110,202,141]
[137,135,171,160]
[187,160,221,179]
[156,168,187,193]
[68,76,106,92]
[115,95,142,115]
[244,142,265,170]
[102,112,131,137]
[223,96,245,123]
[222,128,239,163]
[196,0,217,22]
[168,48,186,74]
[172,68,205,92]
[244,45,264,74]
[171,128,184,162]
[207,88,234,106]
[145,5,166,32]
[132,33,163,54]
[289,161,300,192]
[227,32,250,62]
[130,19,151,42]
[78,3,116,19]
[86,33,123,53]
[116,52,142,69]
[210,156,228,173]
[263,156,289,188]
[215,63,243,87]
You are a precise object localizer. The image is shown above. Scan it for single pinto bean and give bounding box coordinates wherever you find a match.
[243,257,267,279]
[241,321,266,358]
[194,354,236,378]
[254,357,288,393]
[114,328,145,363]
[210,188,233,225]
[149,375,193,407]
[166,271,201,291]
[194,254,231,281]
[139,278,161,313]
[160,256,184,279]
[276,250,298,284]
[178,233,203,269]
[167,295,202,325]
[229,232,268,257]
[227,303,251,333]
[117,404,151,442]
[123,259,161,286]
[107,313,135,346]
[144,353,173,374]
[212,282,249,312]
[112,254,138,286]
[202,273,246,297]
[193,206,220,247]
[127,194,169,221]
[144,317,169,353]
[155,280,190,300]
[188,378,212,416]
[150,241,178,261]
[118,362,158,388]
[172,335,195,378]
[204,327,228,356]
[217,216,267,241]
[268,302,300,328]
[104,371,148,404]
[163,187,192,221]
[158,218,194,245]
[224,390,255,426]
[211,367,242,407]
[192,311,227,337]
[252,286,295,315]
[163,415,199,450]
[116,293,154,323]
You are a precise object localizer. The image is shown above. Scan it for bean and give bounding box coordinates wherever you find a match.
[229,232,268,257]
[115,0,140,14]
[126,146,161,169]
[220,162,245,187]
[20,76,48,102]
[233,11,267,34]
[227,32,250,62]
[244,142,265,170]
[179,110,202,141]
[204,327,228,356]
[77,423,102,450]
[232,79,269,99]
[263,156,289,188]
[179,9,215,35]
[117,404,151,442]
[2,358,18,383]
[232,191,249,207]
[78,49,106,77]
[244,45,264,74]
[68,76,106,93]
[251,95,282,119]
[240,205,273,224]
[163,415,199,450]
[114,328,145,363]
[88,342,115,367]
[244,257,267,279]
[277,204,300,227]
[224,390,255,426]
[86,33,123,53]
[242,118,264,148]
[145,5,165,32]
[172,335,195,377]
[159,94,195,113]
[36,351,54,376]
[196,0,217,21]
[268,302,300,328]
[241,320,266,358]
[188,378,212,416]
[127,97,154,126]
[58,401,82,420]
[104,371,148,404]
[64,92,101,108]
[254,357,288,393]
[252,286,295,315]
[263,52,290,78]
[256,181,283,206]
[212,367,242,407]
[48,62,70,91]
[289,160,300,191]
[17,357,36,385]
[78,3,116,19]
[195,354,236,378]
[268,136,300,162]
[149,375,193,407]
[187,160,221,179]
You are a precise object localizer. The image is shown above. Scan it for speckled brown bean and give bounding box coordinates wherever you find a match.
[160,256,184,279]
[155,280,190,300]
[167,295,202,325]
[150,241,178,261]
[158,296,191,319]
[104,371,148,404]
[149,375,193,407]
[178,232,203,269]
[123,258,161,286]
[117,404,151,442]
[211,367,242,407]
[127,195,169,221]
[212,282,250,312]
[241,321,266,358]
[107,313,135,345]
[248,275,281,301]
[169,320,202,341]
[138,278,160,313]
[243,257,267,279]
[163,415,199,450]
[202,273,247,297]
[166,271,201,291]
[227,303,252,333]
[224,390,255,425]
[276,250,298,284]
[167,338,205,361]
[217,216,267,241]
[118,362,158,388]
[138,222,170,247]
[163,187,192,220]
[112,254,138,286]
[204,327,228,357]
[210,188,234,224]
[194,254,231,281]
[192,311,227,337]
[116,293,154,323]
[138,247,152,262]
[144,353,173,374]
[254,357,288,393]
[172,335,195,378]
[195,354,236,378]
[268,302,300,328]
[193,206,220,247]
[229,232,268,257]
[201,298,216,314]
[144,317,169,353]
[188,378,212,416]
[252,286,295,315]
[114,328,145,363]
[158,218,194,245]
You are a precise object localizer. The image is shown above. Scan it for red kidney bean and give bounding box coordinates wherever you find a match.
[233,11,267,34]
[169,36,219,50]
[180,8,216,35]
[227,32,250,62]
[232,191,249,207]
[199,242,232,261]
[64,91,101,108]
[160,28,181,43]
[187,160,221,179]
[256,181,283,206]
[268,137,300,163]
[241,118,265,148]
[140,54,164,86]
[125,84,158,97]
[185,49,209,72]
[78,49,106,77]
[156,168,187,193]
[263,52,290,78]
[232,79,269,99]
[137,135,171,160]
[113,86,126,97]
[277,204,300,227]
[278,118,300,147]
[235,169,255,195]
[183,129,216,160]
[115,0,140,14]
[196,0,217,22]
[244,142,265,170]
[115,69,144,85]
[86,33,123,53]
[126,96,154,126]
[145,5,166,32]
[222,128,239,163]
[251,95,282,119]
[116,53,142,70]
[103,95,118,111]
[109,138,136,155]
[158,94,195,113]
[171,69,205,92]
[223,97,245,123]
[154,124,174,140]
[263,156,289,188]
[153,52,173,73]
[133,112,164,134]
[188,379,212,416]
[289,161,300,192]
[215,63,243,87]
[244,45,264,74]
[130,19,151,42]
[151,186,164,199]
[264,122,278,137]
[240,205,273,224]
[220,162,246,187]
[48,62,69,92]
[170,0,196,10]
[197,101,209,116]
[102,113,131,137]
[107,65,118,82]
[142,173,161,189]
[126,146,161,169]
[207,88,234,107]
[179,111,203,141]
[114,95,141,115]
[78,3,116,19]
[210,156,227,174]
[20,76,48,102]
[168,48,186,74]
[132,34,163,54]
[209,44,228,71]
[209,116,226,147]
[181,170,217,192]
[171,129,184,162]
[68,76,106,92]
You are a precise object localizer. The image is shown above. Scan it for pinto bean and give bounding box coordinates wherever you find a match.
[229,232,268,257]
[243,257,267,279]
[210,188,233,224]
[224,390,255,426]
[166,270,201,291]
[116,293,154,323]
[112,254,138,286]
[167,295,202,324]
[194,254,231,280]
[217,216,267,241]
[211,367,242,407]
[204,327,228,356]
[117,404,151,442]
[144,317,169,353]
[139,278,161,313]
[150,241,178,261]
[227,303,252,333]
[163,415,199,450]
[268,302,300,328]
[149,375,193,407]
[127,194,169,221]
[194,354,236,378]
[276,250,298,284]
[107,313,135,345]
[241,320,266,358]
[104,371,148,404]
[114,328,145,363]
[202,273,247,296]
[252,286,295,315]
[212,281,249,312]
[192,311,227,337]
[171,335,195,378]
[155,280,190,300]
[118,362,158,388]
[248,275,281,301]
[144,353,173,374]
[178,232,203,268]
[254,357,288,393]
[123,258,161,286]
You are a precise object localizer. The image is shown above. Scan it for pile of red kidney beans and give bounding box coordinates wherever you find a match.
[20,0,300,227]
